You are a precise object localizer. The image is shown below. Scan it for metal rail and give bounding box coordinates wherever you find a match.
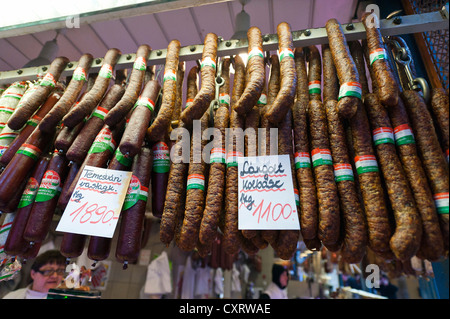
[0,7,448,85]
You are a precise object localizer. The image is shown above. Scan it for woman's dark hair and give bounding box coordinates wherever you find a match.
[272,263,288,289]
[30,250,66,272]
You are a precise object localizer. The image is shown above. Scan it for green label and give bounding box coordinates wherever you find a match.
[72,67,87,81]
[35,170,61,202]
[18,177,40,208]
[88,127,116,154]
[133,57,147,71]
[210,148,226,164]
[152,141,170,173]
[134,97,155,112]
[99,64,113,79]
[114,148,133,167]
[123,175,149,210]
[17,144,41,161]
[40,73,56,87]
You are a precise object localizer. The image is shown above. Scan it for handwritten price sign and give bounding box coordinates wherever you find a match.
[238,155,300,230]
[56,165,132,238]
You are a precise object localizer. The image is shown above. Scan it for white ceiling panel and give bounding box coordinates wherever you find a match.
[0,0,360,73]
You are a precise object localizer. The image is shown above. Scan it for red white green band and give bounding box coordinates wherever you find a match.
[17,143,41,160]
[334,163,355,182]
[295,152,311,169]
[311,149,333,167]
[187,174,205,190]
[210,147,226,164]
[309,81,321,95]
[355,155,379,174]
[338,82,362,100]
[434,193,449,214]
[370,48,388,65]
[373,127,395,145]
[394,124,415,146]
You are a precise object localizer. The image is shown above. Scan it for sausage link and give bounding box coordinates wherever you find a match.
[401,90,449,253]
[0,81,28,134]
[306,45,322,101]
[4,155,50,256]
[62,48,122,128]
[159,66,199,245]
[180,33,218,126]
[59,232,87,261]
[365,93,422,261]
[234,27,265,115]
[264,22,297,124]
[200,59,231,247]
[321,44,340,102]
[324,99,367,263]
[430,87,449,161]
[293,49,319,241]
[146,40,181,143]
[325,19,360,119]
[116,146,152,267]
[177,112,210,251]
[119,80,161,157]
[0,128,56,206]
[0,88,63,167]
[23,150,69,245]
[349,100,393,259]
[7,57,70,130]
[348,41,371,97]
[151,139,171,218]
[65,84,125,164]
[39,54,94,132]
[105,45,151,127]
[308,99,341,250]
[361,12,399,106]
[386,96,444,261]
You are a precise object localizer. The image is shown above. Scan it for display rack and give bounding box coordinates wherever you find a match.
[0,5,448,85]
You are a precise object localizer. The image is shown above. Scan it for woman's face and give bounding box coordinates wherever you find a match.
[30,263,65,293]
[279,271,288,288]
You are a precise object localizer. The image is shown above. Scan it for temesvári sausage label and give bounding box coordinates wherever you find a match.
[56,165,132,238]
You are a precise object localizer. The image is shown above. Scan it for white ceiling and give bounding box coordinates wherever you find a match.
[0,0,359,73]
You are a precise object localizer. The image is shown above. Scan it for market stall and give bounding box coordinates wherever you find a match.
[0,0,448,300]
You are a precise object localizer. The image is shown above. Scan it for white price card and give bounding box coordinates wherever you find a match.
[237,155,300,230]
[56,165,132,238]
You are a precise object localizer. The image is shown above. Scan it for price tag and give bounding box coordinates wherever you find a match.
[237,155,300,230]
[56,166,132,238]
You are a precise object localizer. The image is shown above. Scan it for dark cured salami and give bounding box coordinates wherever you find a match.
[325,19,360,119]
[361,12,399,107]
[324,99,367,263]
[38,53,94,132]
[308,99,341,250]
[0,87,64,167]
[223,55,246,254]
[199,58,231,247]
[105,44,151,127]
[4,155,50,256]
[321,44,339,103]
[430,87,449,161]
[365,93,422,261]
[401,90,449,253]
[264,22,297,124]
[146,40,181,143]
[177,111,210,252]
[292,48,319,243]
[348,100,393,259]
[180,33,218,127]
[234,27,265,115]
[62,48,122,128]
[23,150,69,244]
[7,57,70,130]
[0,127,56,206]
[306,45,322,101]
[119,80,161,157]
[65,84,125,164]
[116,146,152,268]
[159,67,198,245]
[387,96,445,261]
